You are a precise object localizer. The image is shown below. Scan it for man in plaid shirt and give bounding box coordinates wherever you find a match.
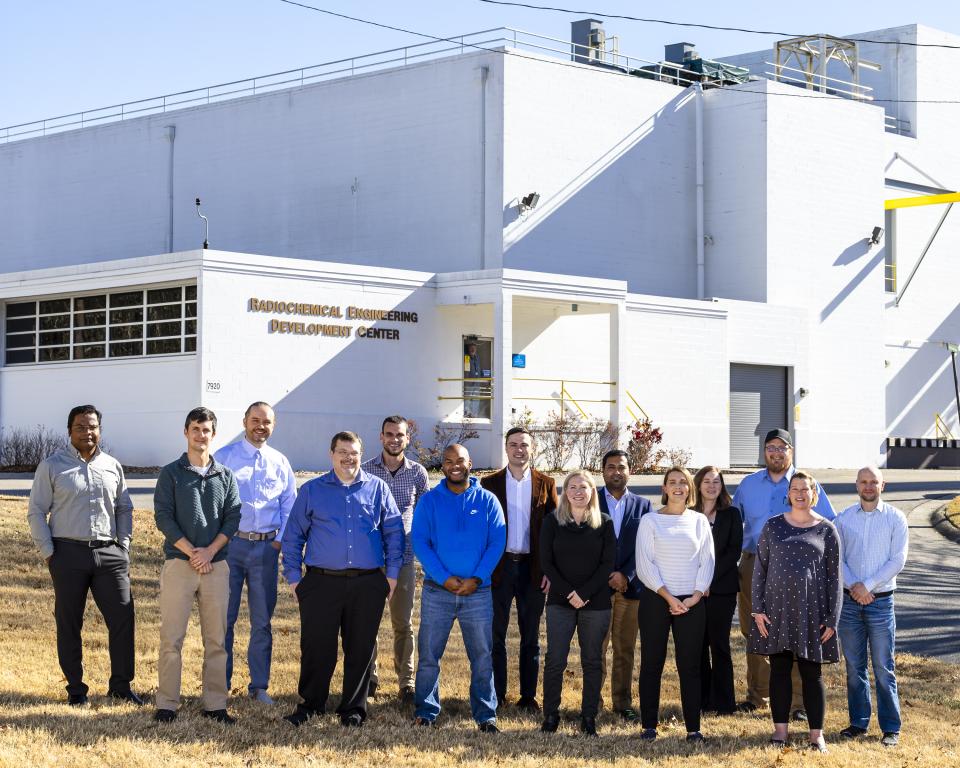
[362,415,430,703]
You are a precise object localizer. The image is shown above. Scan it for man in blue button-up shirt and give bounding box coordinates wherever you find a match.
[731,428,835,718]
[214,402,296,705]
[281,431,403,728]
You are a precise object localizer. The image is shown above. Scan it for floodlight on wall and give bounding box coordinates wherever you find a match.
[798,387,810,399]
[196,198,209,250]
[868,226,884,246]
[520,192,541,212]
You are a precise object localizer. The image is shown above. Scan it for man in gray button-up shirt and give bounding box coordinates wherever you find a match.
[27,404,140,707]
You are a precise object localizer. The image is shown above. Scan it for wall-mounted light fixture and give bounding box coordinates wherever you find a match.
[520,192,540,212]
[798,387,810,399]
[868,226,884,246]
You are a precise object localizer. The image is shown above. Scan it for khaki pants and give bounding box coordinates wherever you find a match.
[600,592,640,711]
[157,558,230,711]
[738,552,802,710]
[370,561,416,691]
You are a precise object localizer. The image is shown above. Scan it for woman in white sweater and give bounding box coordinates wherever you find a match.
[635,466,715,742]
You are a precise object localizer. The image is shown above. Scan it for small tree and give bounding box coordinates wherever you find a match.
[626,418,665,474]
[412,420,480,469]
[573,417,620,471]
[538,410,577,472]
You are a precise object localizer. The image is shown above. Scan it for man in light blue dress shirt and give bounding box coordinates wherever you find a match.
[214,402,296,705]
[835,466,908,748]
[731,428,835,717]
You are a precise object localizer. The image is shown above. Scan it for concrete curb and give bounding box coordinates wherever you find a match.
[931,505,960,544]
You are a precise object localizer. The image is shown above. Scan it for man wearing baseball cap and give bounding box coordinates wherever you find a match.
[731,429,835,719]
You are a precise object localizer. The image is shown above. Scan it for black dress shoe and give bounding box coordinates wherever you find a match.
[580,717,598,737]
[284,708,319,727]
[686,731,705,743]
[202,709,236,724]
[67,694,89,707]
[840,725,868,739]
[640,727,657,741]
[516,696,540,713]
[399,687,415,705]
[108,689,145,706]
[736,700,759,713]
[340,712,364,727]
[540,714,560,733]
[478,721,500,733]
[154,709,177,723]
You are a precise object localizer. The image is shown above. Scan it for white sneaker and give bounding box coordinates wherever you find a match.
[249,689,275,705]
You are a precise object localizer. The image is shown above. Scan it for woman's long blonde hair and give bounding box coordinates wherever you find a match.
[556,470,602,529]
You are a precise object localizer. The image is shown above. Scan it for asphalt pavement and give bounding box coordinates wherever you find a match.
[5,467,958,663]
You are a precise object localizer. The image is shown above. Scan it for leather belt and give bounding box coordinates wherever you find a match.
[844,588,894,599]
[235,530,278,541]
[307,566,380,577]
[53,537,115,549]
[504,552,529,562]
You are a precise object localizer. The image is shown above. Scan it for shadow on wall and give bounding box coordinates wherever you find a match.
[885,302,960,440]
[820,239,883,322]
[502,90,697,298]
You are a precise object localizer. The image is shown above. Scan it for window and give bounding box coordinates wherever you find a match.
[3,284,198,366]
[462,336,493,420]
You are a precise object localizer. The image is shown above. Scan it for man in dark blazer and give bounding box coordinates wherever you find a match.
[481,427,558,711]
[597,449,652,722]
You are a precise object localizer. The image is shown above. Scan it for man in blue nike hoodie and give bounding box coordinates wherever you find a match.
[411,444,506,731]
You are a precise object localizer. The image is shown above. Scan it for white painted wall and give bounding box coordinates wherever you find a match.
[501,54,697,297]
[0,50,505,276]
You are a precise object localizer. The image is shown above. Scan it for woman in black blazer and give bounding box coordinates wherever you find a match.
[694,465,744,715]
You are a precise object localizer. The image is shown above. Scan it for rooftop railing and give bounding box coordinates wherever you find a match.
[2,27,711,144]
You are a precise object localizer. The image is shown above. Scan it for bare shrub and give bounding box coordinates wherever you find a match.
[536,410,578,472]
[572,417,620,471]
[0,425,69,470]
[411,420,480,469]
[663,445,693,470]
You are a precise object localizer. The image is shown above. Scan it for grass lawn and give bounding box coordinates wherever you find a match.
[1,498,959,767]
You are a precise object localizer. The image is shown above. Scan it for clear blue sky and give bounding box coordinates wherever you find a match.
[2,1,958,128]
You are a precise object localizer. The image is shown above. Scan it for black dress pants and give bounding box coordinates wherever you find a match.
[48,539,135,696]
[638,587,705,733]
[491,558,546,703]
[700,591,737,713]
[295,569,389,719]
[770,651,826,729]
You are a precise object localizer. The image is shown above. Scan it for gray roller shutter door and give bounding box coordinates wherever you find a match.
[730,364,788,466]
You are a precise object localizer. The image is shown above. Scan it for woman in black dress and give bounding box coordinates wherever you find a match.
[539,470,616,736]
[693,466,743,716]
[749,470,842,753]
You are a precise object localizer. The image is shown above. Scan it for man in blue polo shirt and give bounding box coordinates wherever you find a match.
[281,431,403,728]
[732,428,834,719]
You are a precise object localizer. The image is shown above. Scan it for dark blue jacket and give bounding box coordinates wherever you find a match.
[598,488,652,600]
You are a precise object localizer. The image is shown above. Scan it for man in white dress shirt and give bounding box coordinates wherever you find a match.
[835,466,908,748]
[214,401,297,704]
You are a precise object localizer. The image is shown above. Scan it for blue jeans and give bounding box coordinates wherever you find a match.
[838,594,901,733]
[415,581,497,724]
[225,537,279,692]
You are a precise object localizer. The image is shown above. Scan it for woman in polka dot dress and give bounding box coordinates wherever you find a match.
[748,470,842,754]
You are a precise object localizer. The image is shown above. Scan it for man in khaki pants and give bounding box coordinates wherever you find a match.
[153,407,241,723]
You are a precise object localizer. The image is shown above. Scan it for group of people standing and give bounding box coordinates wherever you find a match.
[27,408,909,752]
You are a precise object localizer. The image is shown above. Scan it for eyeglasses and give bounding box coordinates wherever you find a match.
[765,445,790,454]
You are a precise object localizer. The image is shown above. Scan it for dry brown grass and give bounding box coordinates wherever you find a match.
[1,497,958,767]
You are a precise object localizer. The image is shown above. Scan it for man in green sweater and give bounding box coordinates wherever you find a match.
[153,407,242,724]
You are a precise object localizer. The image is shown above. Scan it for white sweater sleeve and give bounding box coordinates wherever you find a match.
[694,515,716,594]
[635,515,664,592]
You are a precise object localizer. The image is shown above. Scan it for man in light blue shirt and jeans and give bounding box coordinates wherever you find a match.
[732,428,835,718]
[835,466,908,748]
[214,401,296,705]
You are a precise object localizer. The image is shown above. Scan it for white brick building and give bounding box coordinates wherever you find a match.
[0,24,957,469]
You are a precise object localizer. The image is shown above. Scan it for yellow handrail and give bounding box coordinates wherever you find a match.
[625,390,650,423]
[512,377,615,418]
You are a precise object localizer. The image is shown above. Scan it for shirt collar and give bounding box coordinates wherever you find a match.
[241,438,264,455]
[506,467,531,483]
[322,468,368,487]
[856,501,885,514]
[72,445,102,462]
[762,465,795,484]
[604,487,624,505]
[370,452,410,471]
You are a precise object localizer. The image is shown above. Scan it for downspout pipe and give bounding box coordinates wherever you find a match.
[695,83,705,300]
[479,65,488,269]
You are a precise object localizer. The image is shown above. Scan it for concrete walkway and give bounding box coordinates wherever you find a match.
[6,467,959,662]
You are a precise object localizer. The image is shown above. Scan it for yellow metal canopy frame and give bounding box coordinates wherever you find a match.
[886,191,958,307]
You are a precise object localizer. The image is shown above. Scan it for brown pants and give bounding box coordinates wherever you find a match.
[600,591,640,711]
[738,552,803,709]
[157,558,230,711]
[369,561,417,691]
